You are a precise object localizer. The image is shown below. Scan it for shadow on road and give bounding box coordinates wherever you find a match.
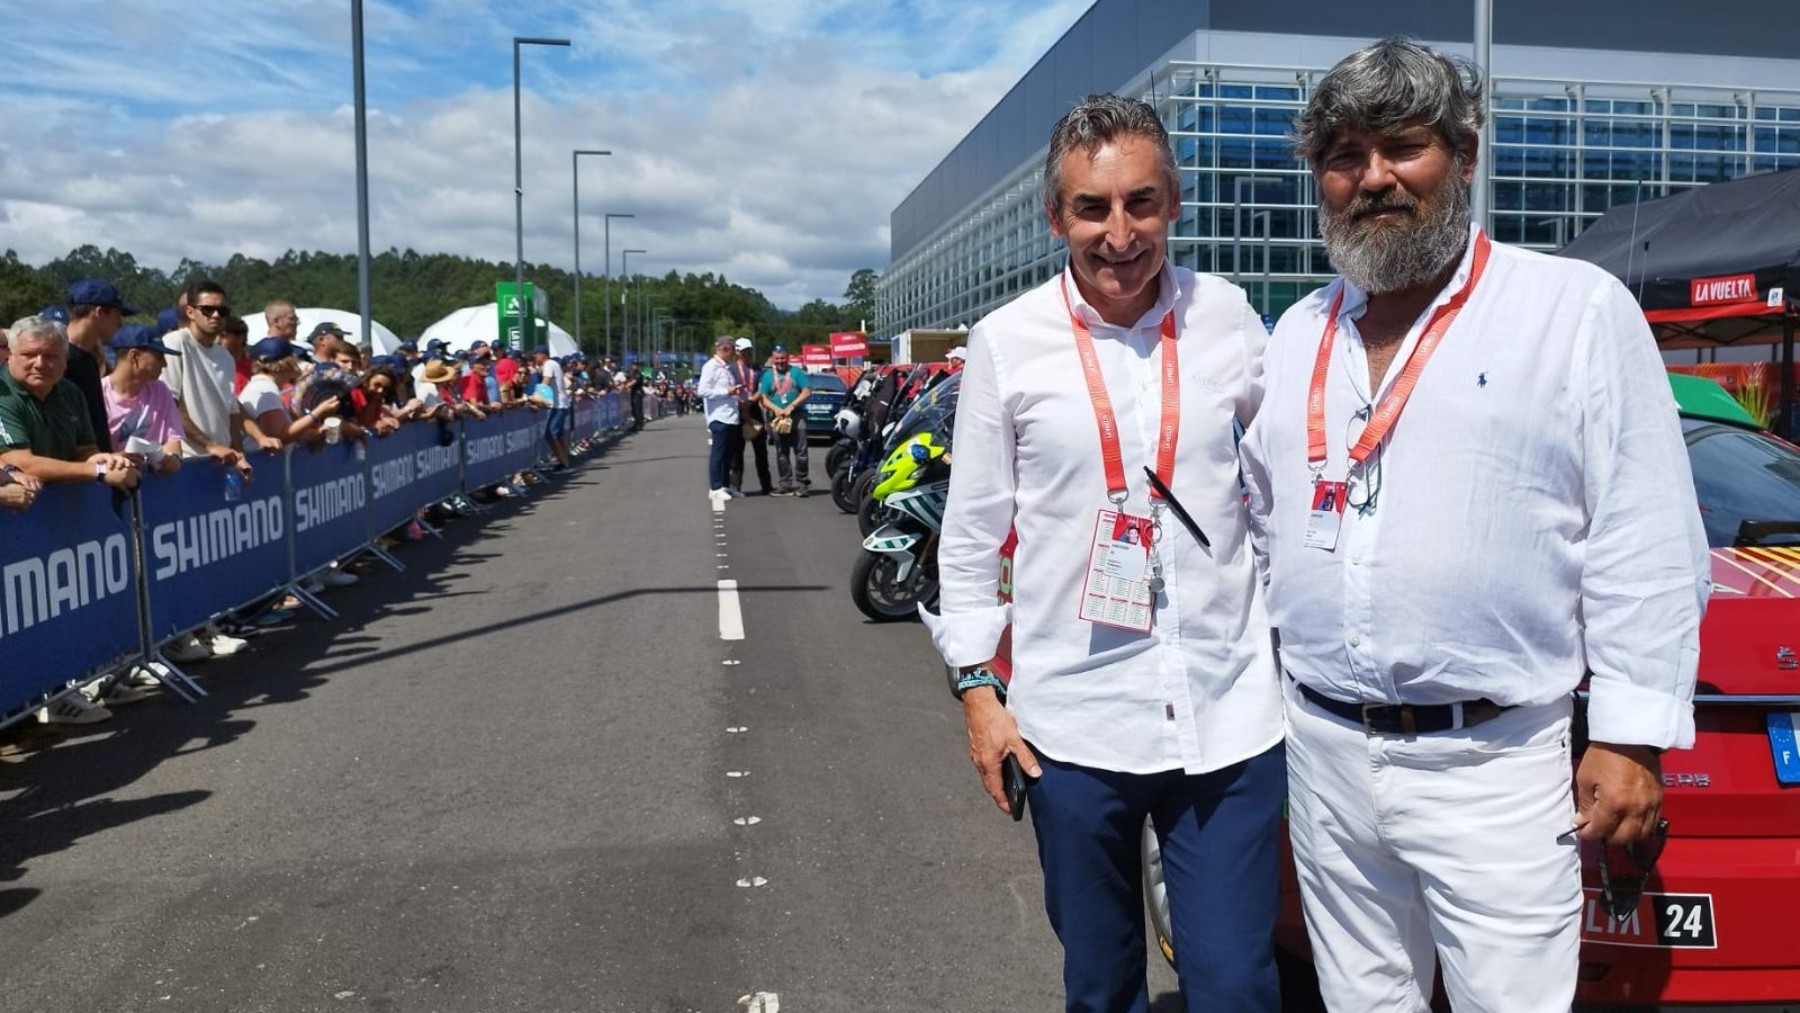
[0,426,667,920]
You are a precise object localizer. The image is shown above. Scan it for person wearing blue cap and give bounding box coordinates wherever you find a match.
[65,278,138,454]
[103,324,184,475]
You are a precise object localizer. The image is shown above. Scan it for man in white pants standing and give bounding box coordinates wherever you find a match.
[1239,38,1709,1012]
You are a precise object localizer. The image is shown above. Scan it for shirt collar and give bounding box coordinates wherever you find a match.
[1336,221,1481,318]
[1061,258,1183,332]
[0,368,50,403]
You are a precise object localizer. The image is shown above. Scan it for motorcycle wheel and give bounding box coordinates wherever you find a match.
[1143,820,1177,970]
[852,468,879,506]
[850,550,923,622]
[831,467,858,514]
[858,491,885,537]
[825,441,852,476]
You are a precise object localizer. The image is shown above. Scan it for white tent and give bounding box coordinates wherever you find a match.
[419,303,578,357]
[274,307,403,355]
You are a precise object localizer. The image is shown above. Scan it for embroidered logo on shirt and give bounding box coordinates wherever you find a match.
[1477,372,1488,388]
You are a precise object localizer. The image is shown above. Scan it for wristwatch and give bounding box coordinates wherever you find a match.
[950,665,1006,702]
[93,461,106,482]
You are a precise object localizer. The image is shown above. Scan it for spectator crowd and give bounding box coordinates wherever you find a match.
[1,277,634,732]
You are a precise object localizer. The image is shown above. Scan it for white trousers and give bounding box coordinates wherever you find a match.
[1284,679,1582,1013]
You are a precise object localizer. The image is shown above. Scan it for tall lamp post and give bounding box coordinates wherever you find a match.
[350,0,373,352]
[513,36,570,340]
[603,212,634,360]
[621,248,647,363]
[571,148,611,358]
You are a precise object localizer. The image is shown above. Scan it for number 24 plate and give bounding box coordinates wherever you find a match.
[1768,713,1800,785]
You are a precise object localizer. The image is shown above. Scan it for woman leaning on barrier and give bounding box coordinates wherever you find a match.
[239,337,346,448]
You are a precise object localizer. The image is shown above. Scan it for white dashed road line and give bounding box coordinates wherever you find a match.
[718,579,744,640]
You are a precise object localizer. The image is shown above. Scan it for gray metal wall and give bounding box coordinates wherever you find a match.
[890,0,1800,262]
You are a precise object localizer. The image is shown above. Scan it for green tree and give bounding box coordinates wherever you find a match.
[842,267,878,327]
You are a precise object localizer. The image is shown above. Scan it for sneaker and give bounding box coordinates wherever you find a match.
[129,663,170,688]
[39,697,112,725]
[163,634,211,663]
[205,632,250,657]
[725,488,745,499]
[320,567,359,587]
[709,488,727,502]
[771,488,795,498]
[102,681,152,706]
[253,608,295,627]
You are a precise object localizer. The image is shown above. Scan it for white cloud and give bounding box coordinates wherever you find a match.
[0,0,1090,309]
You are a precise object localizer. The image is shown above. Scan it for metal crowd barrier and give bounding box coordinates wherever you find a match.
[0,393,627,727]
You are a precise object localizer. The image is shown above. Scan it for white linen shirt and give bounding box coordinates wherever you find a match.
[697,355,741,426]
[1239,227,1709,749]
[925,262,1283,776]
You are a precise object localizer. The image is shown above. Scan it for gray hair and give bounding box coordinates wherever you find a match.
[1291,37,1484,168]
[1041,94,1180,216]
[8,315,69,352]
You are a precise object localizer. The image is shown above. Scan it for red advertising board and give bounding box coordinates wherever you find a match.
[829,331,868,358]
[801,344,832,368]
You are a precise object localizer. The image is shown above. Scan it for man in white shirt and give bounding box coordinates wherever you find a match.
[532,346,572,471]
[161,279,252,479]
[927,95,1284,1012]
[697,336,745,501]
[1238,39,1709,1012]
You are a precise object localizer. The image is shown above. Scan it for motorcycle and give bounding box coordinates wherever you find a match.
[851,430,950,622]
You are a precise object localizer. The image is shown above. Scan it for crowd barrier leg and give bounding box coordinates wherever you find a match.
[280,449,340,622]
[126,490,205,703]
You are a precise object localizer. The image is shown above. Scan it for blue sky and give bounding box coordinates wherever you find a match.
[0,0,1091,309]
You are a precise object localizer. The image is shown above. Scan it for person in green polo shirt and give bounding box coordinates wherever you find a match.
[757,344,812,497]
[0,315,140,489]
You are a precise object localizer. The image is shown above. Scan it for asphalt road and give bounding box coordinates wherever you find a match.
[0,415,1181,1013]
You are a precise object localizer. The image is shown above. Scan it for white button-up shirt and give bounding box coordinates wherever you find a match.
[1239,226,1709,749]
[925,262,1283,776]
[697,355,740,426]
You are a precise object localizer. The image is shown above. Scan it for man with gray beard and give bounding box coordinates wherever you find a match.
[1239,38,1708,1012]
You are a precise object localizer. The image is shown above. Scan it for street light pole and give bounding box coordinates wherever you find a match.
[603,212,634,361]
[351,0,373,351]
[621,248,646,363]
[571,148,611,358]
[513,36,570,346]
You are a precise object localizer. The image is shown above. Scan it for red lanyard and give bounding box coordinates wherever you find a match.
[1306,231,1491,471]
[1062,278,1180,503]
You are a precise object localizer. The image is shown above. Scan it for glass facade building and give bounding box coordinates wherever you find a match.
[878,1,1800,335]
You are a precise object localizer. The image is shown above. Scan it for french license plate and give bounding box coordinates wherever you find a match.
[1581,890,1717,949]
[1768,713,1800,785]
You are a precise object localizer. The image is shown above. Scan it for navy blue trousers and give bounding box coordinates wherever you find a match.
[1027,742,1286,1013]
[708,420,739,491]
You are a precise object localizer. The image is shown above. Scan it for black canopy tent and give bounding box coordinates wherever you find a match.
[1559,168,1800,435]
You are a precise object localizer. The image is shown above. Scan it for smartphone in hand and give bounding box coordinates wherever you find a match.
[1002,754,1031,822]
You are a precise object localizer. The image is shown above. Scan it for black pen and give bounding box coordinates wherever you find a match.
[1143,467,1210,550]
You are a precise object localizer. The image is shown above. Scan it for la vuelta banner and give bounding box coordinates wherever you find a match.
[288,440,373,577]
[139,458,290,640]
[0,484,139,712]
[367,421,462,537]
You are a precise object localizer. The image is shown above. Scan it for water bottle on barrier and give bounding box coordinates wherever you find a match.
[224,468,244,503]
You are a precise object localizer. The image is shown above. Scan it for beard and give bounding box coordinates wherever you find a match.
[1318,160,1471,294]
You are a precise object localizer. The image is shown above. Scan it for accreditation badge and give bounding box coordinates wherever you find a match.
[1079,509,1154,632]
[1302,480,1348,551]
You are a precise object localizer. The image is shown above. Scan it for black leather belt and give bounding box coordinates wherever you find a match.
[1294,679,1510,734]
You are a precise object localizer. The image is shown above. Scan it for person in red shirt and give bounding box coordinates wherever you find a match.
[461,354,493,407]
[493,348,520,402]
